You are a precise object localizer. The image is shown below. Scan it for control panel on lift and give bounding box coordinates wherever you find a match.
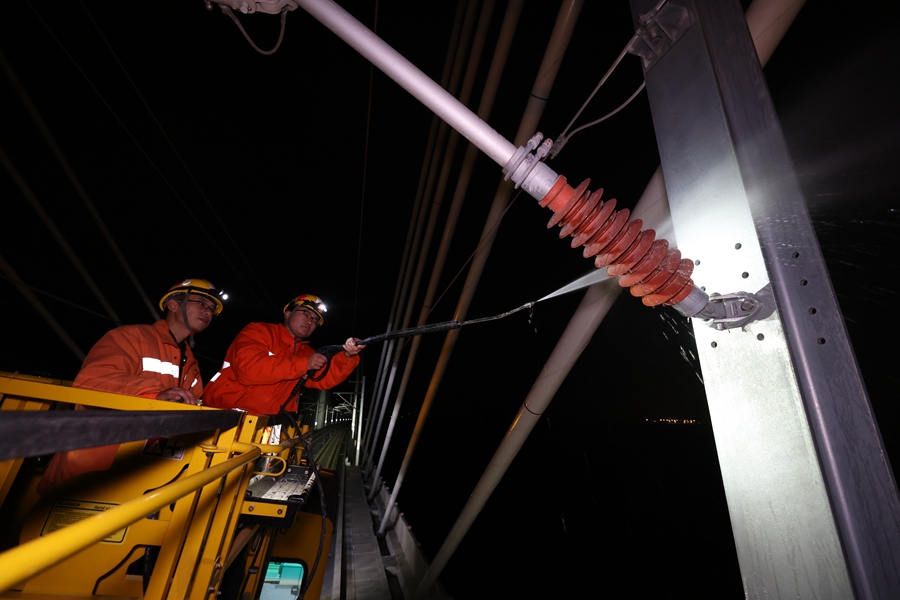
[243,465,316,526]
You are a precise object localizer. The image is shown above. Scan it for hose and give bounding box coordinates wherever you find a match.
[308,301,537,381]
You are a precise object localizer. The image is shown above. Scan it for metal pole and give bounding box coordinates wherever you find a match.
[364,0,467,469]
[315,392,326,429]
[363,0,474,477]
[329,458,346,600]
[355,375,364,466]
[366,0,504,501]
[367,0,523,498]
[363,352,398,476]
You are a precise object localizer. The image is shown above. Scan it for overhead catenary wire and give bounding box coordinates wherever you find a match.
[0,253,85,362]
[219,5,289,55]
[423,188,522,319]
[560,81,645,146]
[549,0,669,159]
[0,46,159,322]
[0,142,122,326]
[550,40,646,159]
[0,273,121,324]
[23,1,276,314]
[76,0,278,313]
[349,0,381,335]
[558,38,635,140]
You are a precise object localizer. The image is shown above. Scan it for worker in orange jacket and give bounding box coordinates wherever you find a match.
[38,278,225,493]
[203,294,364,415]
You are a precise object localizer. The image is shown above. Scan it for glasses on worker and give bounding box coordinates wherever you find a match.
[185,298,217,316]
[295,308,319,323]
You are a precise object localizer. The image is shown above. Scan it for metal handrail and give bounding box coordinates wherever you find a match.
[0,445,262,592]
[0,410,242,461]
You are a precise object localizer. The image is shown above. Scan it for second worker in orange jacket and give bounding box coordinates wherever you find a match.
[203,294,364,415]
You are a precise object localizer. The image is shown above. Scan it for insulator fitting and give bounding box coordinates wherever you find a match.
[539,175,697,307]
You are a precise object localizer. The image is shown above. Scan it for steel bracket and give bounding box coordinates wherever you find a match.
[627,3,693,70]
[696,284,775,331]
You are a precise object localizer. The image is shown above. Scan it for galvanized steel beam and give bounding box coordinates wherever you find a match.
[629,0,900,597]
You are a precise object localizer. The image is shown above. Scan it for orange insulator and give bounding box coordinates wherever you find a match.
[571,197,617,248]
[539,175,696,307]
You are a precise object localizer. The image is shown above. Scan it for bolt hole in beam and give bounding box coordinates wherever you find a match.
[809,308,817,315]
[695,259,701,265]
[792,252,801,258]
[735,243,742,249]
[741,272,749,279]
[800,279,808,286]
[817,338,827,345]
[711,341,718,348]
[757,334,764,341]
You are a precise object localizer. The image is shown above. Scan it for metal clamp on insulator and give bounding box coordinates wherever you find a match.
[502,134,560,199]
[503,133,543,182]
[514,138,553,190]
[694,289,770,331]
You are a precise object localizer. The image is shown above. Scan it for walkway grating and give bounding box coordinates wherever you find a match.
[342,465,392,600]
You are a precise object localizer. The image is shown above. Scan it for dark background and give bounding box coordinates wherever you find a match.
[1,1,898,598]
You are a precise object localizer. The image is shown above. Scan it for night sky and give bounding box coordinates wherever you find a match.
[1,1,899,598]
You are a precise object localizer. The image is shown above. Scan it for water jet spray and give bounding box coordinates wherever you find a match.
[310,269,616,379]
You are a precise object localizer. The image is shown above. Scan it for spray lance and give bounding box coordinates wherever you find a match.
[307,301,536,381]
[301,266,632,381]
[305,267,622,380]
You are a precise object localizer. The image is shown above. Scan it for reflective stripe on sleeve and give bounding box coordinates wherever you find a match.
[142,357,179,378]
[209,361,231,383]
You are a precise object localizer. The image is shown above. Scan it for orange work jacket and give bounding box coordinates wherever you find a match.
[38,320,201,494]
[203,322,360,415]
[73,319,203,398]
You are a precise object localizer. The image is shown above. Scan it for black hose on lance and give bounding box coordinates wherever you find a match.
[356,319,461,345]
[307,301,536,381]
[357,301,536,345]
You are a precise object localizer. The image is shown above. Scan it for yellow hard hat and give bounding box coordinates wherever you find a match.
[159,279,225,315]
[283,294,327,326]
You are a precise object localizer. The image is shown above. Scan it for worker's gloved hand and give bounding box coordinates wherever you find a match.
[344,338,366,357]
[306,353,327,372]
[157,387,198,405]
